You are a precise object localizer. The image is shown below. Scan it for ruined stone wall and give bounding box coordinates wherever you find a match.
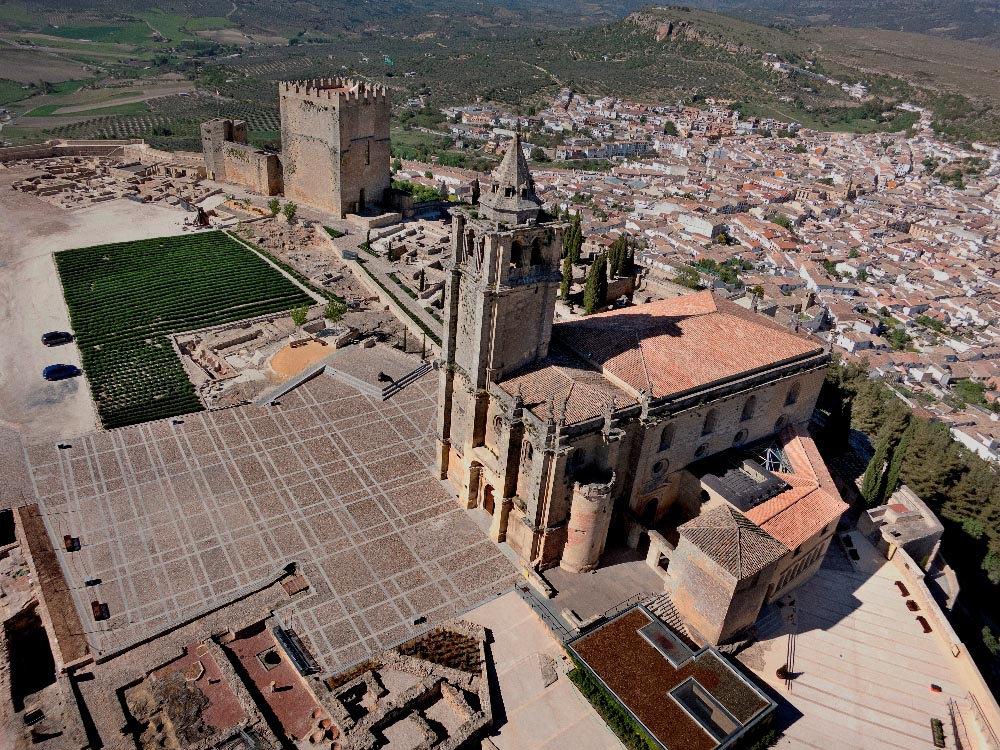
[279,79,390,218]
[221,142,282,195]
[199,119,277,193]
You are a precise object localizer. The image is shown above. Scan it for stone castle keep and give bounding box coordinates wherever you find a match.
[201,78,391,218]
[437,139,847,646]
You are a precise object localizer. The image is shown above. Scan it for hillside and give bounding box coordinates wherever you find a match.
[3,4,1000,148]
[682,0,1000,48]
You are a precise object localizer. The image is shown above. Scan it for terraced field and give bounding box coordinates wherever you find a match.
[55,231,314,429]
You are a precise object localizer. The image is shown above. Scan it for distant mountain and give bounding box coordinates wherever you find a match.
[679,0,1000,47]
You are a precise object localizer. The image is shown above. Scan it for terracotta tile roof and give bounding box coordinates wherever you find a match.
[497,347,634,424]
[745,427,848,550]
[554,290,824,399]
[679,505,787,580]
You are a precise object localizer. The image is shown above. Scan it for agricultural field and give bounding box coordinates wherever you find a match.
[54,231,314,429]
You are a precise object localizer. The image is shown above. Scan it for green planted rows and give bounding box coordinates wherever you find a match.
[55,231,314,429]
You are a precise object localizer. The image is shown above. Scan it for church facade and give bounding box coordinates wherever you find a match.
[436,139,847,645]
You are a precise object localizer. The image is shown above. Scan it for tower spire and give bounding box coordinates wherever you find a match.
[479,134,542,225]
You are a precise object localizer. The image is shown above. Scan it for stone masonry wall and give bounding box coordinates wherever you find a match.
[279,80,390,218]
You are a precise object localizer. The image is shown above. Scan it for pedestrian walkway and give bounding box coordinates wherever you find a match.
[741,536,967,750]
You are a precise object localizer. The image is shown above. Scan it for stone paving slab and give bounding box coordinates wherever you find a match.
[25,369,519,673]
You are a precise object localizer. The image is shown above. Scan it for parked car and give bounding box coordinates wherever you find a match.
[41,331,74,346]
[42,364,80,381]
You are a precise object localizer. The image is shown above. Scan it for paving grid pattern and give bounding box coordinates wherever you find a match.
[25,371,520,673]
[744,539,967,750]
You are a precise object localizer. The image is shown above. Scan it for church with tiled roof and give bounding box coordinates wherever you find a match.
[436,142,846,645]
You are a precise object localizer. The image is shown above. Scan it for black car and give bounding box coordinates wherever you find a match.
[42,364,80,381]
[41,331,74,346]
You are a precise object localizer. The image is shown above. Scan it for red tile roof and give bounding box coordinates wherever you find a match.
[497,348,634,424]
[745,427,847,550]
[679,505,788,579]
[555,290,823,399]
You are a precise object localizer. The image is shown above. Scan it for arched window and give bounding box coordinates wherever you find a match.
[658,424,674,452]
[695,443,709,459]
[740,396,756,423]
[493,415,504,434]
[774,414,789,432]
[510,240,524,269]
[701,409,717,436]
[733,429,748,446]
[785,382,801,406]
[652,458,669,476]
[522,440,534,463]
[641,499,658,525]
[530,238,544,266]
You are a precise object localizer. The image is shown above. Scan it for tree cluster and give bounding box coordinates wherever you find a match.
[819,358,1000,592]
[607,235,634,279]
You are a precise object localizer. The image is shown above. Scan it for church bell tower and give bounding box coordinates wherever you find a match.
[436,135,566,482]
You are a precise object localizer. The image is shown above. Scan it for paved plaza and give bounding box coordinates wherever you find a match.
[24,370,520,673]
[741,537,967,750]
[465,593,625,750]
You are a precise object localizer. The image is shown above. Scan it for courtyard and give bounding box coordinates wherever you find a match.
[24,368,520,673]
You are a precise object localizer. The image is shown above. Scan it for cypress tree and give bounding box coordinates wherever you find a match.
[861,430,891,505]
[609,235,628,278]
[583,254,607,315]
[560,254,572,301]
[879,421,913,504]
[563,213,582,264]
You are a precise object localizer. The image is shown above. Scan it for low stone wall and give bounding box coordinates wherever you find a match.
[888,546,1000,741]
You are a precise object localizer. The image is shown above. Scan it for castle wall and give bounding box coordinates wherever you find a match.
[200,119,279,195]
[221,142,282,195]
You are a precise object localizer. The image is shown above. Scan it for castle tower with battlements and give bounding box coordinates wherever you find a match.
[279,78,391,218]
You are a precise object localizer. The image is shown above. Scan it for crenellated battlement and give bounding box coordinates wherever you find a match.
[278,77,388,103]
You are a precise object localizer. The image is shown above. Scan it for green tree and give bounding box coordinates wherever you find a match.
[324,299,346,323]
[290,305,309,327]
[861,428,892,505]
[608,235,630,278]
[771,214,792,230]
[583,255,607,315]
[268,198,280,216]
[282,201,298,222]
[984,551,1000,586]
[392,157,402,172]
[418,268,426,292]
[982,626,1000,656]
[563,213,583,263]
[560,254,573,301]
[879,420,913,504]
[663,121,678,136]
